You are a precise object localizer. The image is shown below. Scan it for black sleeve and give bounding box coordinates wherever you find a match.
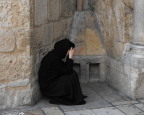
[52,58,73,74]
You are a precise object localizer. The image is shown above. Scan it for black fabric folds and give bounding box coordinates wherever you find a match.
[38,39,85,105]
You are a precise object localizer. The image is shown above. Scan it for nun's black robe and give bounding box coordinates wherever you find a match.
[38,39,85,105]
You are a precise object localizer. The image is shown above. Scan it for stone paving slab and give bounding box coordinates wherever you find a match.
[59,99,111,112]
[1,111,20,115]
[1,83,144,115]
[112,100,139,106]
[92,107,125,115]
[23,108,45,115]
[116,105,144,115]
[134,103,144,111]
[85,93,103,101]
[65,109,95,115]
[81,85,96,95]
[138,99,144,104]
[42,107,64,115]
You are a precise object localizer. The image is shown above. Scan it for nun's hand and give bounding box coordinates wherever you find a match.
[69,47,75,59]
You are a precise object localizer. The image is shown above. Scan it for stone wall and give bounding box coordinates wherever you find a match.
[30,0,76,106]
[0,0,32,109]
[94,0,133,60]
[93,0,144,99]
[0,0,76,109]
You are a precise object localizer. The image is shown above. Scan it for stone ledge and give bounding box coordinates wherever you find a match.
[73,55,106,83]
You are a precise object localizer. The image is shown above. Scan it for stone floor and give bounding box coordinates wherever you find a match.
[1,82,144,115]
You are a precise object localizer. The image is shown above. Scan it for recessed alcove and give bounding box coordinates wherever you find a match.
[89,63,100,82]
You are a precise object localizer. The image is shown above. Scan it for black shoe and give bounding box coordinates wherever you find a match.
[78,100,86,105]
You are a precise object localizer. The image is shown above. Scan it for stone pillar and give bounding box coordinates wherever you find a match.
[132,0,144,44]
[124,0,144,99]
[77,0,83,11]
[129,0,144,58]
[130,0,144,59]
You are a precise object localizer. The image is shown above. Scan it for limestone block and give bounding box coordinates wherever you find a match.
[110,58,123,73]
[42,23,53,46]
[2,52,32,81]
[35,0,47,25]
[48,0,60,20]
[53,20,69,39]
[31,27,43,48]
[0,0,30,28]
[108,65,132,98]
[6,88,32,108]
[31,83,41,104]
[8,79,29,87]
[92,107,125,115]
[116,105,143,115]
[24,108,45,115]
[32,23,53,48]
[85,28,106,55]
[94,0,133,59]
[62,18,73,37]
[0,32,15,52]
[42,107,64,115]
[60,0,76,17]
[65,109,95,115]
[15,29,30,51]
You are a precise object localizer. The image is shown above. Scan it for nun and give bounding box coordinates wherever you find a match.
[38,39,86,105]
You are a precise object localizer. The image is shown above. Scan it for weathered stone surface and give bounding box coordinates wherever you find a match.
[42,107,64,115]
[53,19,71,39]
[0,51,31,83]
[0,0,30,29]
[60,0,76,17]
[0,0,75,110]
[8,79,29,87]
[32,23,53,48]
[94,0,133,59]
[15,29,30,51]
[92,107,125,115]
[0,84,6,109]
[31,27,43,48]
[42,23,54,46]
[35,0,47,25]
[112,101,138,106]
[85,28,106,55]
[70,11,106,55]
[65,109,95,115]
[31,83,41,104]
[48,0,60,20]
[6,88,32,108]
[107,57,144,99]
[24,108,45,115]
[0,32,15,52]
[116,105,144,115]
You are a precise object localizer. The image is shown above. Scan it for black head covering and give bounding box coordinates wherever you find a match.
[54,39,75,59]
